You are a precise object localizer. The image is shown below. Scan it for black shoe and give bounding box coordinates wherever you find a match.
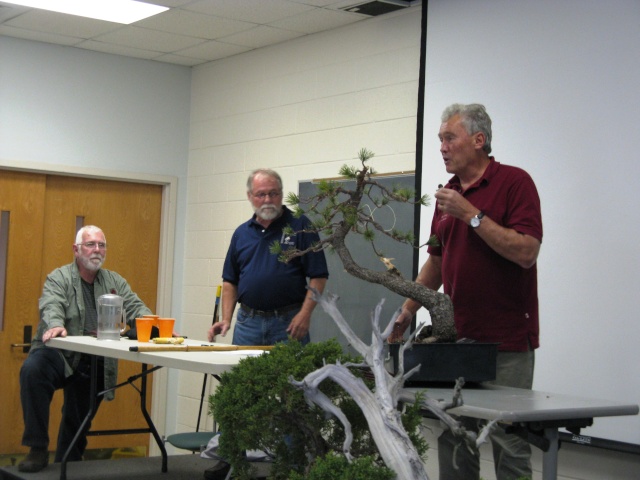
[18,448,49,473]
[204,461,231,480]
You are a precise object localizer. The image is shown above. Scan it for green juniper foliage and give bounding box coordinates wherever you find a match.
[209,339,427,479]
[288,453,395,480]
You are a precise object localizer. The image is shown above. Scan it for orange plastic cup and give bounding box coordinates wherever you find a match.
[143,314,160,329]
[158,318,175,338]
[136,318,154,342]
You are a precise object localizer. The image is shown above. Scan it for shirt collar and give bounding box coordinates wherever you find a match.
[446,157,498,192]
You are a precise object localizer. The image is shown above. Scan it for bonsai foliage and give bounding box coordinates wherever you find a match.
[270,148,455,342]
[288,453,395,480]
[208,339,427,479]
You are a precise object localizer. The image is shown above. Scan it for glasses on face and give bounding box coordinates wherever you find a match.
[252,190,281,200]
[78,242,107,250]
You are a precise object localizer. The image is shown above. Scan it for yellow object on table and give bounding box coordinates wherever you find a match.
[152,336,184,344]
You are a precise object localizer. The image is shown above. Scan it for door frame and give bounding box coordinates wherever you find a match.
[1,158,177,456]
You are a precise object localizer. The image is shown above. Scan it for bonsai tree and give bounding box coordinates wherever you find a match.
[208,338,427,479]
[271,148,456,343]
[208,151,498,479]
[208,297,495,480]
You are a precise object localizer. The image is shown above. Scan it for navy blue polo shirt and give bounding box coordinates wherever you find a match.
[222,206,329,310]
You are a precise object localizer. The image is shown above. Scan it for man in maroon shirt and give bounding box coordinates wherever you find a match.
[392,103,542,480]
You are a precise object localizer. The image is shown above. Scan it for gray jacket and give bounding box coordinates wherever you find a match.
[30,261,152,399]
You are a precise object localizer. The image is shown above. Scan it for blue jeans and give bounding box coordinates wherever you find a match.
[232,307,309,346]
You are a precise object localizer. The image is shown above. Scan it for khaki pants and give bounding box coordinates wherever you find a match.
[438,350,535,480]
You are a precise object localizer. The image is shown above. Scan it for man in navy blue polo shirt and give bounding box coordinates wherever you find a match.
[208,168,328,347]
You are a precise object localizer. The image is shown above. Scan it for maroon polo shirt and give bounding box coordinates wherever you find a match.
[428,158,543,352]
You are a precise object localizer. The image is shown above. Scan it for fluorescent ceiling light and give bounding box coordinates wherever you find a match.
[5,0,169,24]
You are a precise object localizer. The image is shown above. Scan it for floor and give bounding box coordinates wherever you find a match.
[0,453,239,480]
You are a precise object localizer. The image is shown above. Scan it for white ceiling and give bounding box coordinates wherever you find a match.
[0,0,419,67]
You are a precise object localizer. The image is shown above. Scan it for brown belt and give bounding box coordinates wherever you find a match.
[239,303,301,317]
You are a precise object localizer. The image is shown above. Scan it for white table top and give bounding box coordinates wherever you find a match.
[404,385,639,424]
[47,337,639,425]
[47,336,266,376]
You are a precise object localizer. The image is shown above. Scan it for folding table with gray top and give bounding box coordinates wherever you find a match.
[46,336,263,480]
[402,384,639,480]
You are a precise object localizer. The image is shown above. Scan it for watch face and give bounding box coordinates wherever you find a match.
[470,216,480,228]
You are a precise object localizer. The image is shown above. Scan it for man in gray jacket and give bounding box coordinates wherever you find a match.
[18,225,153,473]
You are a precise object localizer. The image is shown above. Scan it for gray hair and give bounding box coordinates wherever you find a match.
[441,103,493,154]
[246,168,283,193]
[75,225,105,244]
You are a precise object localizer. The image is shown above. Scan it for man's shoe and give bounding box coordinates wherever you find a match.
[18,448,49,473]
[204,461,231,480]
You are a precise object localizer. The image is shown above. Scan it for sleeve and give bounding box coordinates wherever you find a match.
[505,172,543,242]
[299,215,329,279]
[222,231,240,284]
[38,269,73,332]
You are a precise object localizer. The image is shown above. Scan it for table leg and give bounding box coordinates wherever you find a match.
[140,363,168,472]
[59,355,99,480]
[541,428,559,480]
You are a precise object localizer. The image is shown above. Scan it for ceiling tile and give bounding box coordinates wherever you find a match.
[185,0,315,24]
[94,25,205,52]
[0,0,386,66]
[219,25,304,49]
[135,8,254,40]
[77,39,162,60]
[153,52,208,67]
[174,39,251,61]
[0,3,28,22]
[0,23,80,45]
[270,7,362,34]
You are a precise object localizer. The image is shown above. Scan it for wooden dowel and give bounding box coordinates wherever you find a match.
[129,345,273,352]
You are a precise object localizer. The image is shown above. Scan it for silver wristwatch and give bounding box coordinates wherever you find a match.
[470,211,485,228]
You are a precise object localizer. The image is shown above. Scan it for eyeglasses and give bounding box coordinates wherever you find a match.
[252,191,281,200]
[78,242,107,250]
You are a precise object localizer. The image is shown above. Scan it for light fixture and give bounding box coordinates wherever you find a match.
[5,0,169,24]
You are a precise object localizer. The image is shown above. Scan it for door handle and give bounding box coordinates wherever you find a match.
[12,325,32,353]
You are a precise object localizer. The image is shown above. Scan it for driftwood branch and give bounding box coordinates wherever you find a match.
[292,292,495,479]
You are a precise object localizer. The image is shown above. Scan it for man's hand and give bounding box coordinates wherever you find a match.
[42,327,67,343]
[207,321,230,342]
[286,312,310,341]
[388,308,412,343]
[434,188,476,223]
[435,186,541,268]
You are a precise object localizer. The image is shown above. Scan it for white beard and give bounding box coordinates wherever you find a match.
[255,204,282,221]
[80,255,104,271]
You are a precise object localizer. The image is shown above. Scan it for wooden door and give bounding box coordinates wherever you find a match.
[0,171,162,454]
[0,170,47,454]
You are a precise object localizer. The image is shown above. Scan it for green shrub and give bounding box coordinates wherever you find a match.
[209,339,427,479]
[289,452,395,480]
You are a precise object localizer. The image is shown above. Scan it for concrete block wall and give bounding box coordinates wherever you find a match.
[176,7,422,438]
